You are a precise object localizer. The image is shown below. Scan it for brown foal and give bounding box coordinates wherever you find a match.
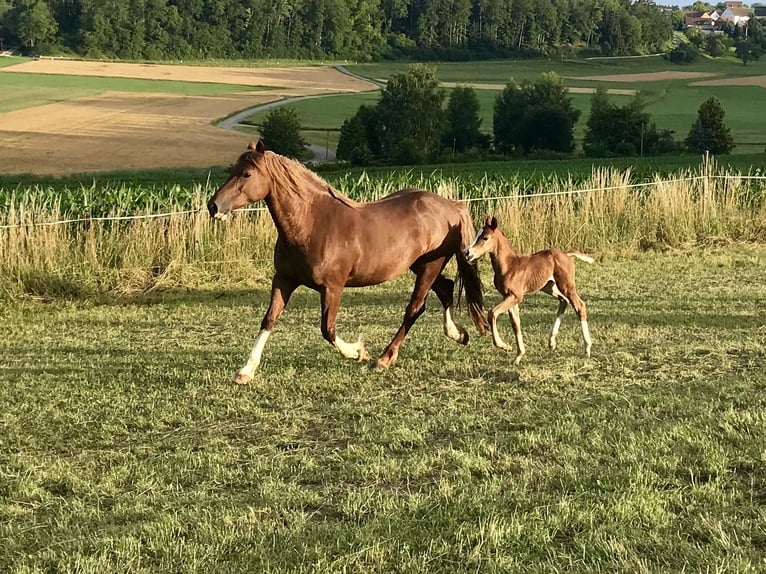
[464,216,594,364]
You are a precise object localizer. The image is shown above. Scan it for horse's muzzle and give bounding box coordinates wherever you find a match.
[207,199,218,218]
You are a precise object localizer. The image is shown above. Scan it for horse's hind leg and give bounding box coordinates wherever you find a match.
[556,280,591,358]
[548,297,568,352]
[320,285,369,362]
[432,274,469,345]
[569,290,592,357]
[373,261,443,369]
[234,275,297,385]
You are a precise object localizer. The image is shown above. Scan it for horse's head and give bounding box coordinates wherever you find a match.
[464,216,500,263]
[208,140,271,220]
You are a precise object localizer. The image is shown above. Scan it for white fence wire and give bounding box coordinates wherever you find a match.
[1,173,764,230]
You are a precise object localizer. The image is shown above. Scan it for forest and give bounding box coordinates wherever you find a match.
[0,0,674,61]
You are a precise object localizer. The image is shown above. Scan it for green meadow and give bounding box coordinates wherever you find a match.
[242,57,766,155]
[1,247,765,572]
[2,55,766,571]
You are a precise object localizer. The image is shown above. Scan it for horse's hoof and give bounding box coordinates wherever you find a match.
[459,331,469,346]
[513,355,524,366]
[357,348,370,362]
[369,358,390,370]
[232,372,253,385]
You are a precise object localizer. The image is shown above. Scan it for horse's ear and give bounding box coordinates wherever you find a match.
[247,140,266,154]
[489,216,498,230]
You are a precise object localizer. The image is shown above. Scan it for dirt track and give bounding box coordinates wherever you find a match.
[568,71,717,82]
[0,60,376,175]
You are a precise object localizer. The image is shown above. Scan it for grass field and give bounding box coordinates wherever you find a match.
[0,71,264,114]
[1,246,765,572]
[298,58,766,155]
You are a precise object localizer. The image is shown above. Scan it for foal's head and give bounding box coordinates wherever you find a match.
[464,216,502,263]
[207,140,271,220]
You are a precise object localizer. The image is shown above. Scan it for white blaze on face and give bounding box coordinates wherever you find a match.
[465,229,485,261]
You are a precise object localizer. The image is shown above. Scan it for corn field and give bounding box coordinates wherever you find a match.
[1,158,765,297]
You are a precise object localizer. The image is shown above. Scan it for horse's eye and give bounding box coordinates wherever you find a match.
[242,172,252,179]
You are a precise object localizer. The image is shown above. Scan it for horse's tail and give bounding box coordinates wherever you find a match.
[566,251,595,264]
[456,208,488,335]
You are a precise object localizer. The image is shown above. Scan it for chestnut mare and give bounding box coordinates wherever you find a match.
[465,216,593,365]
[207,141,487,383]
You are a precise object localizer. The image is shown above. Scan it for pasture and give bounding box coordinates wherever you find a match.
[1,55,766,571]
[252,57,766,154]
[1,246,765,572]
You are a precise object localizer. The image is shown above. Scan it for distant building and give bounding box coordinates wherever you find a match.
[685,10,719,31]
[754,6,766,19]
[719,6,752,26]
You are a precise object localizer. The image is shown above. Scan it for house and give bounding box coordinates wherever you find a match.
[719,6,751,26]
[753,6,766,19]
[684,10,719,31]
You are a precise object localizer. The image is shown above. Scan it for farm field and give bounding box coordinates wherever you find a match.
[247,56,766,156]
[0,56,764,176]
[1,246,765,572]
[0,59,377,175]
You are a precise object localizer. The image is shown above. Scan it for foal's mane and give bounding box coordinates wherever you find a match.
[245,150,359,208]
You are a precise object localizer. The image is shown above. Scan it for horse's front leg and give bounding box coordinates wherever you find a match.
[233,275,297,385]
[320,285,369,362]
[488,295,519,355]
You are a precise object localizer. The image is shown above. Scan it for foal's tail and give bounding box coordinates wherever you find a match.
[566,251,595,264]
[456,208,488,335]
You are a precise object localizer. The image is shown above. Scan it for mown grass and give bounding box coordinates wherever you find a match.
[0,71,265,113]
[1,246,765,572]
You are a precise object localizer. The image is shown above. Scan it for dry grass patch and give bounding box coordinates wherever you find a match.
[2,59,375,94]
[0,60,378,175]
[690,75,766,88]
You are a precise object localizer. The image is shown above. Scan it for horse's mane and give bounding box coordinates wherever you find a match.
[248,151,359,208]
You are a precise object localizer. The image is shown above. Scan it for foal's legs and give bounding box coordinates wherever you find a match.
[507,304,526,365]
[554,275,592,358]
[548,298,569,352]
[431,274,469,345]
[541,280,569,352]
[373,260,445,369]
[234,275,297,385]
[488,294,521,355]
[320,285,369,362]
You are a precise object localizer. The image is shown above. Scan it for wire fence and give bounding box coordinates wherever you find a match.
[1,173,764,230]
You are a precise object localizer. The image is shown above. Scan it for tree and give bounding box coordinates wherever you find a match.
[493,72,580,155]
[584,88,674,157]
[685,97,735,155]
[260,107,307,158]
[443,85,485,153]
[15,0,58,51]
[735,39,762,66]
[337,109,374,166]
[376,64,445,164]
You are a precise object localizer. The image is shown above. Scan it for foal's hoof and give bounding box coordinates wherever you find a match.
[458,331,469,346]
[232,372,253,385]
[357,347,370,362]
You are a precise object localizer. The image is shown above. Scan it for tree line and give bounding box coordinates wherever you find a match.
[321,65,734,166]
[0,0,673,60]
